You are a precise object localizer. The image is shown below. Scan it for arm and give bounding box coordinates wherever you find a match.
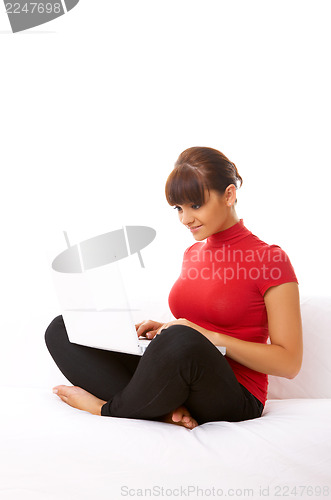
[194,282,303,379]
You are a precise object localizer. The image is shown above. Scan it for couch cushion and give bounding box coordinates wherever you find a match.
[268,295,331,399]
[0,387,330,499]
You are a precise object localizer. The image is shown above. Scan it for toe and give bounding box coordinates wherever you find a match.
[52,385,72,396]
[171,411,182,423]
[53,384,66,391]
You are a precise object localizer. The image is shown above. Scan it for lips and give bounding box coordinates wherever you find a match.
[189,225,202,231]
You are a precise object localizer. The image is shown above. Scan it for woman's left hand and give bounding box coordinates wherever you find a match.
[153,318,197,337]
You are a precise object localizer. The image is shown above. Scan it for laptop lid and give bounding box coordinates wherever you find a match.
[62,308,147,355]
[51,227,156,354]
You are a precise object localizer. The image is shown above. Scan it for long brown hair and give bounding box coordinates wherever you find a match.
[165,146,243,206]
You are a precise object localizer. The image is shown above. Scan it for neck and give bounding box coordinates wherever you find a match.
[206,218,251,247]
[220,210,240,232]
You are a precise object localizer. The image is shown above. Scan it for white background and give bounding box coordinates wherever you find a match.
[0,1,330,387]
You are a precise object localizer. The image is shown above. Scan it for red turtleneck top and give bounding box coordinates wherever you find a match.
[168,219,298,405]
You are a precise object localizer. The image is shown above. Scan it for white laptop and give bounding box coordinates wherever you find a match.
[63,308,153,356]
[62,308,226,357]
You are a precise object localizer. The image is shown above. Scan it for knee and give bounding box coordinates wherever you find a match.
[153,324,207,358]
[44,315,66,350]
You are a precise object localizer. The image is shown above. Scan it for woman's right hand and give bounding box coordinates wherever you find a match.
[135,320,164,339]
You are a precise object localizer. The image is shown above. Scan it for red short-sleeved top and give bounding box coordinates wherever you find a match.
[168,219,298,405]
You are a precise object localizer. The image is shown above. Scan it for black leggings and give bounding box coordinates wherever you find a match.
[44,315,264,424]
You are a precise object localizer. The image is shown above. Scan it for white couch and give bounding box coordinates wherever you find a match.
[1,296,331,500]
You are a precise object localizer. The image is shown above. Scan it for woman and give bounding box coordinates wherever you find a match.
[45,146,303,430]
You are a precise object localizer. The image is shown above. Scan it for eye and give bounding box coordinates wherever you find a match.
[174,205,201,212]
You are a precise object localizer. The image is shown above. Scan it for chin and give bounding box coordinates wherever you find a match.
[193,233,207,241]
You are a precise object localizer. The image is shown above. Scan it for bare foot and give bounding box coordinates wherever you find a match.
[52,385,107,415]
[161,405,198,429]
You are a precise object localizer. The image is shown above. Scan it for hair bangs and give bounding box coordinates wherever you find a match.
[165,164,208,207]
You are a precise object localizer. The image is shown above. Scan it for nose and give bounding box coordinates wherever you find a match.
[179,208,195,226]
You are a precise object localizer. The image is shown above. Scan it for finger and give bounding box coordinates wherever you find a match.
[135,320,146,328]
[136,324,147,336]
[145,330,157,339]
[135,321,146,332]
[155,323,169,335]
[154,327,162,336]
[137,320,157,337]
[137,320,154,336]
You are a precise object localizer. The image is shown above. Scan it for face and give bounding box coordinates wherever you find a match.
[173,186,238,241]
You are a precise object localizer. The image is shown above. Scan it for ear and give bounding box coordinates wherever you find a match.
[224,184,237,207]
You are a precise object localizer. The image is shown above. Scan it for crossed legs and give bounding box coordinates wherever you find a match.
[45,316,262,427]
